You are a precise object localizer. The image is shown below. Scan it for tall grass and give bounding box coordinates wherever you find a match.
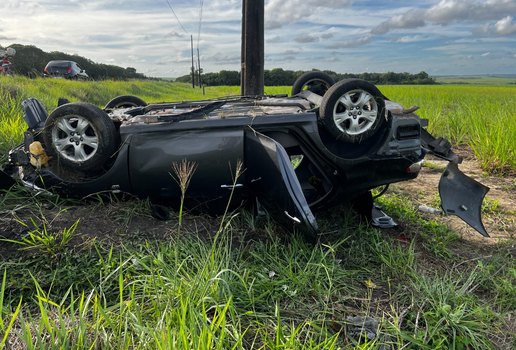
[0,230,357,349]
[0,165,513,349]
[380,85,516,173]
[2,217,512,348]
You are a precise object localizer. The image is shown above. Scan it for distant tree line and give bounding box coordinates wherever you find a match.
[176,68,436,86]
[1,44,146,80]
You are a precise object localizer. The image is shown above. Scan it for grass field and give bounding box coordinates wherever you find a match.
[434,75,516,85]
[0,76,515,349]
[380,84,515,173]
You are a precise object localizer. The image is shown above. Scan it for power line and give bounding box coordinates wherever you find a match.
[165,0,189,35]
[196,0,205,91]
[197,0,204,50]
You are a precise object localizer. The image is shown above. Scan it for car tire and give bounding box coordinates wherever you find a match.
[291,71,335,96]
[43,102,119,171]
[319,79,386,143]
[104,95,147,109]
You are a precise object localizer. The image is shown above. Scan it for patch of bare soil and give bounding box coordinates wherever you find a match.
[390,146,515,244]
[0,199,222,258]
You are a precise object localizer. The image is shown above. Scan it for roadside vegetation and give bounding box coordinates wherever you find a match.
[176,69,436,86]
[0,76,514,349]
[380,85,516,173]
[434,75,516,85]
[3,44,145,80]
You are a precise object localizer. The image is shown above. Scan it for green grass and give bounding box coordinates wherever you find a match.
[1,201,513,349]
[379,85,516,173]
[434,75,516,85]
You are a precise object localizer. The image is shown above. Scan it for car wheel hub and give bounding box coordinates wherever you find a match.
[51,115,99,162]
[333,89,378,135]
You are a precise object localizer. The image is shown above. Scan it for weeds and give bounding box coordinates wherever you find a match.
[399,269,494,349]
[0,271,22,349]
[0,219,513,349]
[217,160,245,236]
[2,217,79,257]
[171,159,198,227]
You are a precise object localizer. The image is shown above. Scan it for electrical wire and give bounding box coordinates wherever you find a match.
[165,0,189,35]
[197,0,204,50]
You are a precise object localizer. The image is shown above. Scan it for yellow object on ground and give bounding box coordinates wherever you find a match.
[29,141,50,169]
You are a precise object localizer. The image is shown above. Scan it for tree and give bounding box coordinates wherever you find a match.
[5,44,146,80]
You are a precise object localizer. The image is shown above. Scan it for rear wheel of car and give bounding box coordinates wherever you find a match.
[43,103,118,171]
[291,71,335,96]
[319,79,386,143]
[104,95,147,109]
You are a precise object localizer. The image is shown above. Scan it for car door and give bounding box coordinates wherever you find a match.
[128,126,245,213]
[245,130,318,238]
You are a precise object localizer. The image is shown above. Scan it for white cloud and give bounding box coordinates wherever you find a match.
[394,35,425,43]
[284,49,302,55]
[372,9,425,34]
[426,0,473,24]
[265,0,353,29]
[266,35,283,43]
[292,30,335,43]
[474,16,516,36]
[372,0,516,35]
[294,34,319,43]
[495,16,516,35]
[328,35,371,48]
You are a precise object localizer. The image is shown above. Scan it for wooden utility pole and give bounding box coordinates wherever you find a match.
[241,0,264,96]
[197,48,202,87]
[191,35,195,88]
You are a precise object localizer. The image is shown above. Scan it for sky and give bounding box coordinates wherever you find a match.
[1,0,516,77]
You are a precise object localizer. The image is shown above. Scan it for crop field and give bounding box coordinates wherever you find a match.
[0,76,515,349]
[434,75,516,85]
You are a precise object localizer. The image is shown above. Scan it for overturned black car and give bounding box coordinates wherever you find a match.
[0,72,489,238]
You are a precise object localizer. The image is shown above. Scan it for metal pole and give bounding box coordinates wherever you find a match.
[241,0,264,96]
[191,35,195,88]
[197,48,202,88]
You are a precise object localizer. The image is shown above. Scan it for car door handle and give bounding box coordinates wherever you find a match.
[220,184,244,189]
[284,211,301,224]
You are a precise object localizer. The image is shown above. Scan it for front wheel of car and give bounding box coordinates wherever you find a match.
[319,79,386,143]
[291,71,335,96]
[43,102,119,171]
[104,95,147,109]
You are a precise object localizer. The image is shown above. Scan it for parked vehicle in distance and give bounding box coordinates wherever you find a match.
[43,60,88,79]
[0,47,15,76]
[1,72,490,239]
